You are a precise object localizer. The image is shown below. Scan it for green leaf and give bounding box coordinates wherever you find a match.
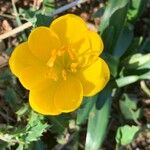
[139,37,150,53]
[101,26,115,53]
[99,0,129,33]
[139,71,150,80]
[0,132,17,144]
[119,94,141,120]
[116,70,150,87]
[0,111,48,148]
[93,7,105,18]
[123,37,143,57]
[76,97,96,125]
[113,24,133,57]
[18,8,37,25]
[116,125,139,145]
[25,121,48,143]
[17,144,24,150]
[36,14,52,26]
[4,87,20,110]
[0,141,8,150]
[116,76,139,87]
[100,0,129,55]
[124,53,150,69]
[0,68,12,82]
[127,0,149,22]
[48,115,70,134]
[102,52,119,77]
[43,0,55,14]
[85,84,113,150]
[24,111,49,144]
[32,140,45,150]
[16,104,29,121]
[138,62,150,70]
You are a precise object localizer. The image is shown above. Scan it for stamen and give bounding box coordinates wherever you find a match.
[47,55,56,67]
[47,49,57,67]
[62,69,67,80]
[70,63,78,72]
[51,72,58,81]
[68,48,76,60]
[57,46,66,56]
[46,68,58,81]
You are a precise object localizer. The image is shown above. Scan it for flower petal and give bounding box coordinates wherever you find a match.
[50,14,88,45]
[72,34,91,56]
[72,31,103,64]
[88,30,104,56]
[29,80,61,115]
[9,42,41,77]
[28,27,61,62]
[18,66,49,90]
[77,58,110,96]
[54,76,83,112]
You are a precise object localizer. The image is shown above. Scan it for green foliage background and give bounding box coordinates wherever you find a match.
[0,0,150,149]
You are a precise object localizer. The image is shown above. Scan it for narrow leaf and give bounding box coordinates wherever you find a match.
[77,97,96,125]
[99,0,129,33]
[85,85,112,150]
[116,76,139,87]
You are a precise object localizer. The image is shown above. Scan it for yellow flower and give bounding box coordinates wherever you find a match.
[9,14,110,115]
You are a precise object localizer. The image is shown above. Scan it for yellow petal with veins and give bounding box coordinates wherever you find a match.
[28,27,61,62]
[9,42,42,77]
[54,76,83,112]
[77,58,110,96]
[29,80,61,115]
[88,30,104,56]
[18,66,49,90]
[50,14,88,45]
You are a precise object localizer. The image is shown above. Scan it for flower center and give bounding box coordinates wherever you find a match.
[46,45,79,81]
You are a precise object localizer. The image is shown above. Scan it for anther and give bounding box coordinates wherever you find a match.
[67,48,76,60]
[47,49,57,67]
[62,69,67,80]
[70,63,78,72]
[46,69,58,81]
